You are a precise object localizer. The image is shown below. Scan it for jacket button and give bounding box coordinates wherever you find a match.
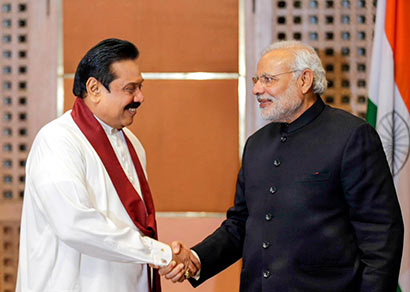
[273,160,281,167]
[262,241,270,249]
[280,136,287,143]
[269,186,277,194]
[265,213,272,221]
[263,270,271,278]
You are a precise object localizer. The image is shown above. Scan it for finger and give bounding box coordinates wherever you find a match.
[158,261,176,276]
[187,261,197,275]
[165,263,184,280]
[171,241,181,254]
[189,253,201,270]
[166,265,184,280]
[171,269,186,283]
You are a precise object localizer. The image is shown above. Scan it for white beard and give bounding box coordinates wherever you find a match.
[259,86,302,122]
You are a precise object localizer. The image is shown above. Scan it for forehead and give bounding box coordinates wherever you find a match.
[257,49,294,73]
[110,59,142,83]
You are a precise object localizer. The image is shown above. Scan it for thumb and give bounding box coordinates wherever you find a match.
[171,241,181,254]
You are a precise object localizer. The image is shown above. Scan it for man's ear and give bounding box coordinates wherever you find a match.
[298,69,314,94]
[85,77,101,103]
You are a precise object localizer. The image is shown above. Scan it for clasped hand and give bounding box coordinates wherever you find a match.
[151,241,201,283]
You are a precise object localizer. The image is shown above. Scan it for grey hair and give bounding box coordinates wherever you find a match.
[262,41,327,94]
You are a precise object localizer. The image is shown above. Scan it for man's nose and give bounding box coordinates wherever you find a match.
[252,81,265,96]
[134,90,144,103]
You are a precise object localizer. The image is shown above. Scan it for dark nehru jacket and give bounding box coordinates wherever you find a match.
[190,97,404,292]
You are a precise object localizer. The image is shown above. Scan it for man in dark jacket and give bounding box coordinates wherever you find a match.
[161,41,404,292]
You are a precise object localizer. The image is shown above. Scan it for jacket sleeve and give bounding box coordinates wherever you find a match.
[189,163,248,287]
[340,123,404,292]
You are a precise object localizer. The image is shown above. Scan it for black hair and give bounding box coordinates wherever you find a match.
[72,38,139,98]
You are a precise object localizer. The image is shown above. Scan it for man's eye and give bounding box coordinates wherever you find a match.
[262,76,273,83]
[125,87,135,93]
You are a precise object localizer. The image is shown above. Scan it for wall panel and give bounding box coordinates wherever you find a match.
[270,0,376,117]
[0,0,60,290]
[63,0,238,73]
[157,216,241,292]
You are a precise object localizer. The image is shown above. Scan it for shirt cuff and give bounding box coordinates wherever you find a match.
[190,249,201,280]
[143,237,172,267]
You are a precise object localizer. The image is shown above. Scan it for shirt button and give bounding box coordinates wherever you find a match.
[262,241,270,249]
[280,136,287,143]
[265,213,272,221]
[273,160,281,167]
[269,186,277,194]
[263,270,271,279]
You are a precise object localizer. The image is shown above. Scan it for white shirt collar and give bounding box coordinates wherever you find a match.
[94,115,121,135]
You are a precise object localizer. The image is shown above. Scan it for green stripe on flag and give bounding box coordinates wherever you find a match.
[397,285,402,292]
[366,99,378,128]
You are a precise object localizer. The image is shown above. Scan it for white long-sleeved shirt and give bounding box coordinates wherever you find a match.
[16,111,171,292]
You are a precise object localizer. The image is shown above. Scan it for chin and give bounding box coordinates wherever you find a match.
[122,119,134,128]
[260,108,277,121]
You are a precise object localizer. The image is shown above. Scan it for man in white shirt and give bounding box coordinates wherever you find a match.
[16,38,199,292]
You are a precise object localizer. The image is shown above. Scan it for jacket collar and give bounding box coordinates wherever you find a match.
[280,95,325,133]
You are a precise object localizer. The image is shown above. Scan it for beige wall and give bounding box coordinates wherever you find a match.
[157,216,241,291]
[63,0,240,212]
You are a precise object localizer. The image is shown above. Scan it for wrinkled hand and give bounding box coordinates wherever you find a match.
[158,241,201,283]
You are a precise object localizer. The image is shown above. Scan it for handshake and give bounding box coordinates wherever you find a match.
[152,241,201,283]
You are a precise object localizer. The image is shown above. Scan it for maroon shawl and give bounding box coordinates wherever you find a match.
[71,97,161,292]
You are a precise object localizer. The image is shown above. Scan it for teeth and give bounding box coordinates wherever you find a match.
[128,108,136,112]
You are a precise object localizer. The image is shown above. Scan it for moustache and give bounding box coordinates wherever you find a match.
[256,94,274,102]
[124,102,141,110]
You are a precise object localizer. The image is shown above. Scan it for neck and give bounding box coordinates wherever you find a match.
[285,93,317,123]
[83,96,95,113]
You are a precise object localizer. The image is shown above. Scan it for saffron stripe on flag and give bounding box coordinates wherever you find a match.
[385,0,410,111]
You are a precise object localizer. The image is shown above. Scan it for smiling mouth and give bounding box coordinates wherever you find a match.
[257,98,273,108]
[124,102,141,111]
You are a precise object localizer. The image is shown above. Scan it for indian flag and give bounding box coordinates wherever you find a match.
[367,0,410,291]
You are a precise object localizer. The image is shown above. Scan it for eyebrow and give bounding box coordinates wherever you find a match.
[122,79,144,88]
[260,72,277,77]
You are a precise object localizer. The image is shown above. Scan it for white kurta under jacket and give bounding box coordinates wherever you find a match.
[16,111,172,292]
